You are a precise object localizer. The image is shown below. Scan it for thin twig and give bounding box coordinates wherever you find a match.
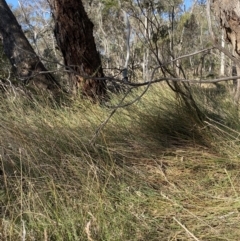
[109,75,240,87]
[30,47,212,76]
[90,56,160,142]
[90,88,132,144]
[173,217,201,241]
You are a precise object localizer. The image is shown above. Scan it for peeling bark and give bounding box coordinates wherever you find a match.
[211,0,240,102]
[49,0,107,101]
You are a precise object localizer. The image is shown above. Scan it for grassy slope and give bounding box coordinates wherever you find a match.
[0,84,240,241]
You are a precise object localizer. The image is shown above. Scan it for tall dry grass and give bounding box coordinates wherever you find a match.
[0,83,240,240]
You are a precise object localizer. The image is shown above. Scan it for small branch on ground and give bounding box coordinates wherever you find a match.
[173,217,201,241]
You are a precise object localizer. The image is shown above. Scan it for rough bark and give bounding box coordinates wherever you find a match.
[49,0,107,101]
[211,0,240,102]
[0,0,60,91]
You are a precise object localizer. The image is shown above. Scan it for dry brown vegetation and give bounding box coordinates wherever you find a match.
[0,83,240,240]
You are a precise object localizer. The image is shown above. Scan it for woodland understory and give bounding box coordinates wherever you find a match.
[0,0,240,240]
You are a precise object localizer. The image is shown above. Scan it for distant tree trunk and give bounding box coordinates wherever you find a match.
[220,29,225,76]
[0,0,60,91]
[49,0,107,101]
[211,0,240,102]
[142,6,150,82]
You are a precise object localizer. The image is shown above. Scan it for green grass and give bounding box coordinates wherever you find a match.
[0,83,240,240]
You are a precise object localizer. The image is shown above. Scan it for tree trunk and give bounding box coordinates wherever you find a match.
[0,0,60,91]
[220,29,225,76]
[211,0,240,102]
[49,0,107,101]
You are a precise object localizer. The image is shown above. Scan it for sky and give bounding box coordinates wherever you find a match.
[6,0,194,9]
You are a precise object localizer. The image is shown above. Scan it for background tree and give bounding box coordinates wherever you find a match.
[1,0,235,103]
[12,0,61,69]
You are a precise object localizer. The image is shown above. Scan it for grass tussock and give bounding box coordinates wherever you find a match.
[0,83,240,240]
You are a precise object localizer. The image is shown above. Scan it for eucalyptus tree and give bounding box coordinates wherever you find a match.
[84,0,130,78]
[127,0,203,117]
[210,0,240,102]
[12,0,62,71]
[178,3,215,78]
[0,0,107,100]
[0,35,11,79]
[48,0,107,99]
[0,0,60,91]
[85,0,203,113]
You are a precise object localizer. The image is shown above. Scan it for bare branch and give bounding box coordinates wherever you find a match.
[167,47,213,67]
[90,88,132,145]
[118,75,240,87]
